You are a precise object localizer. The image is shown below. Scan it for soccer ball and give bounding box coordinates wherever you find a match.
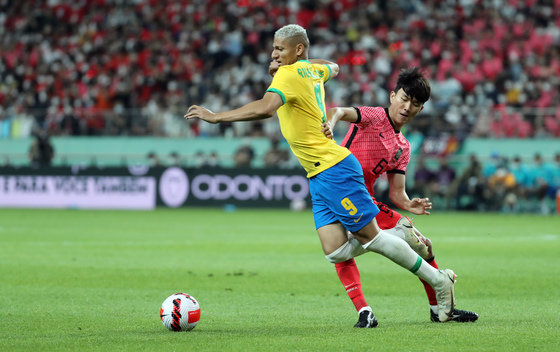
[160,293,201,332]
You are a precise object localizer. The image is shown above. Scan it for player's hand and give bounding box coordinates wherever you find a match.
[269,60,280,77]
[321,122,334,139]
[408,197,432,215]
[184,105,218,123]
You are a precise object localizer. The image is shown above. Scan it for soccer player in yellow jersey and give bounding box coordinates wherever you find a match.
[185,24,457,326]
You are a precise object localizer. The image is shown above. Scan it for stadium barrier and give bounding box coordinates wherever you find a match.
[0,166,309,210]
[0,136,276,167]
[2,136,558,169]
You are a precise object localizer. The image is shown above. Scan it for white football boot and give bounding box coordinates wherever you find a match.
[434,269,456,322]
[395,217,429,258]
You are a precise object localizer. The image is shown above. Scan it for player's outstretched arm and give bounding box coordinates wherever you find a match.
[388,173,434,258]
[388,173,432,215]
[322,107,358,139]
[185,92,283,124]
[309,59,339,79]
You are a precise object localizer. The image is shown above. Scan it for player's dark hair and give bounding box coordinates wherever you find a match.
[395,67,430,104]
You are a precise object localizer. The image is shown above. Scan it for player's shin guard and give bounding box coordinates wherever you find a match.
[335,259,368,312]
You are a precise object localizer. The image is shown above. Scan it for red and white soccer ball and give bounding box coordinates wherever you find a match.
[160,293,201,332]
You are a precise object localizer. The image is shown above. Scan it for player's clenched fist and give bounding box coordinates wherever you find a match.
[184,105,218,123]
[321,122,334,139]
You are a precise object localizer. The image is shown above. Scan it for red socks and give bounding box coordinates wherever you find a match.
[335,258,368,312]
[336,257,440,309]
[419,257,438,305]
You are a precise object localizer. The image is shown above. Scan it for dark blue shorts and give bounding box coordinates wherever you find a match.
[309,154,379,232]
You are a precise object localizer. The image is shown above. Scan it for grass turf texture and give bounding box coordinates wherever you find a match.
[0,208,559,351]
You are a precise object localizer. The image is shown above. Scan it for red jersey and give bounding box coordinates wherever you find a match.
[340,106,411,196]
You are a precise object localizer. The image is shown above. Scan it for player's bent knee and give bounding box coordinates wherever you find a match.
[325,238,366,263]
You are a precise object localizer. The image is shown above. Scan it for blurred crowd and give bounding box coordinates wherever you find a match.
[371,152,560,214]
[1,0,560,140]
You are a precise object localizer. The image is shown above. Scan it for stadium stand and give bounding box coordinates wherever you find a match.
[0,0,559,212]
[1,0,559,140]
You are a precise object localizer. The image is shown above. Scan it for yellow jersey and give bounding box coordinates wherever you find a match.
[266,60,350,177]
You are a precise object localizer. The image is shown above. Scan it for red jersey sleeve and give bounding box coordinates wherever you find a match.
[354,106,385,130]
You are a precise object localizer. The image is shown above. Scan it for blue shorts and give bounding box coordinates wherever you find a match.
[309,154,379,232]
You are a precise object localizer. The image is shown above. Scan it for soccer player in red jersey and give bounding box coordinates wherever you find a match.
[323,67,478,326]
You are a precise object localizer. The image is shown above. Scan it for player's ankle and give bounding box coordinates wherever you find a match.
[358,306,372,313]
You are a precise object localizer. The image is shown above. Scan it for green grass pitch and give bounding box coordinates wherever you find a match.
[1,208,559,351]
